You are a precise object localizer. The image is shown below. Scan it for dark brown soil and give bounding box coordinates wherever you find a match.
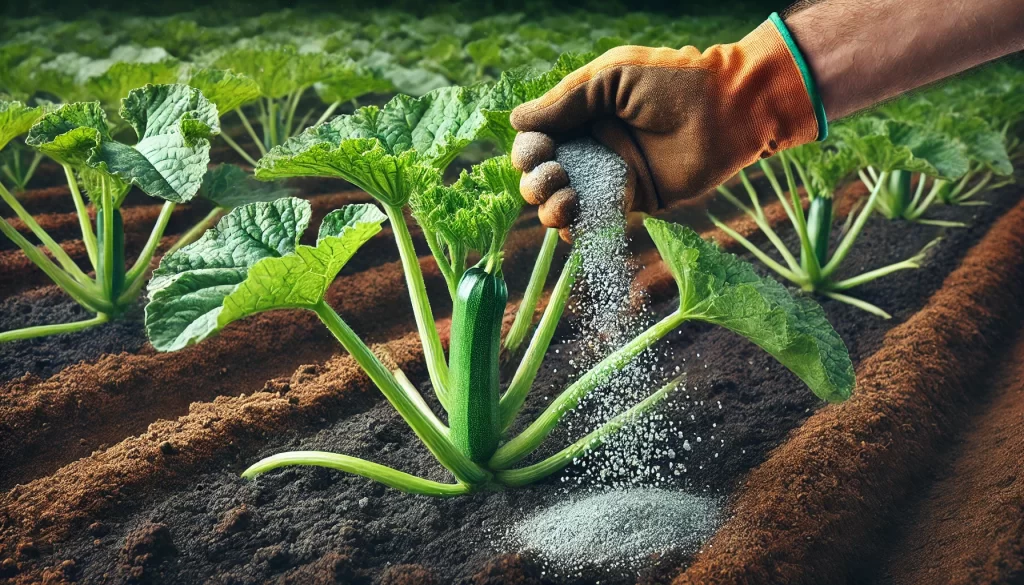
[870,330,1024,585]
[4,184,1016,585]
[0,288,148,383]
[0,214,553,490]
[673,197,1024,585]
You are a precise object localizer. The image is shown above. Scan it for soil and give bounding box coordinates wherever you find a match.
[0,289,148,383]
[1,181,1017,585]
[673,197,1024,585]
[869,331,1024,585]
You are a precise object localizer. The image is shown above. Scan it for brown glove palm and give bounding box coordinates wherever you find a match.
[511,17,824,231]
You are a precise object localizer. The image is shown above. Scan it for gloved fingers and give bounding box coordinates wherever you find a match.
[519,160,568,206]
[537,187,578,229]
[590,118,659,214]
[511,131,555,173]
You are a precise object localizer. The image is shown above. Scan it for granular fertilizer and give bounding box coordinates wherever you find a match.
[512,487,721,572]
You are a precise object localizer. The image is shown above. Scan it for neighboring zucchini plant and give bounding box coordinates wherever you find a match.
[713,142,939,319]
[144,84,855,496]
[199,42,393,165]
[0,84,221,342]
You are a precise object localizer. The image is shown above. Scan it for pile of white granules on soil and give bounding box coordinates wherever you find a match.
[513,488,720,571]
[506,139,721,576]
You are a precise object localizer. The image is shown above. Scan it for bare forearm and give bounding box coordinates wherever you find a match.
[786,0,1024,120]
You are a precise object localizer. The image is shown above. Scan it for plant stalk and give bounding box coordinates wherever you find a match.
[385,204,452,410]
[241,451,471,496]
[64,164,99,270]
[0,313,109,343]
[499,252,579,430]
[312,300,487,485]
[497,376,682,487]
[504,228,559,353]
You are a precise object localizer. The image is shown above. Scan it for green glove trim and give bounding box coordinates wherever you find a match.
[770,12,829,141]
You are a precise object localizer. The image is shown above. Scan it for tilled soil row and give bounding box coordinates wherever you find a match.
[673,198,1024,585]
[874,331,1024,585]
[0,218,553,489]
[0,193,792,561]
[22,185,1005,585]
[0,329,430,583]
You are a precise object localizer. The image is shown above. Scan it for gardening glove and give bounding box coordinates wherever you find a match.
[511,14,828,235]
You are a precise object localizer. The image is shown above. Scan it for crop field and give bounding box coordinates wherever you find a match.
[1,4,1023,585]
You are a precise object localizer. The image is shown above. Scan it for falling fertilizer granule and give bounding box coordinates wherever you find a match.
[513,487,721,572]
[555,138,680,489]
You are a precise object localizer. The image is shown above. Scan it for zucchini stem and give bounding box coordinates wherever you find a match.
[242,451,471,496]
[385,204,452,411]
[496,376,682,487]
[312,300,487,484]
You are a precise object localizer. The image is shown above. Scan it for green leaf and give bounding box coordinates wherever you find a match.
[255,86,492,204]
[785,142,858,199]
[183,68,261,116]
[82,59,184,110]
[255,108,441,207]
[835,117,969,179]
[410,155,522,257]
[935,113,1013,176]
[379,84,491,169]
[466,37,502,69]
[207,42,355,99]
[198,163,295,209]
[313,65,393,105]
[646,218,855,402]
[27,84,220,203]
[26,101,111,168]
[146,198,386,351]
[0,100,45,151]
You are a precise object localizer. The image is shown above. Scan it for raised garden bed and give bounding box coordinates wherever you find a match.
[1,172,1020,584]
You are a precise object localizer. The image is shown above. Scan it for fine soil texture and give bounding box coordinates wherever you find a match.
[1,170,1019,585]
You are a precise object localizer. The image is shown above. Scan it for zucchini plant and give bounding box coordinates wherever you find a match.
[144,85,855,496]
[713,142,938,319]
[833,117,970,227]
[200,42,393,165]
[0,84,219,342]
[0,100,48,192]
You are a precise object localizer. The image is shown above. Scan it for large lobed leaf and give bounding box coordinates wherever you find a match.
[834,117,969,180]
[26,84,220,203]
[0,100,47,151]
[206,42,364,99]
[646,218,855,402]
[146,198,387,351]
[183,68,261,116]
[255,86,495,205]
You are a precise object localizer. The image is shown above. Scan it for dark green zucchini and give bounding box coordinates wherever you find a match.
[806,196,833,268]
[97,207,126,304]
[448,267,507,463]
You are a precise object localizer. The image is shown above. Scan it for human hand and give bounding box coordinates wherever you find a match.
[510,16,826,232]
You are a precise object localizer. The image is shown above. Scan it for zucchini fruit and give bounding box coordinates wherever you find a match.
[448,267,507,463]
[97,207,126,304]
[806,196,833,268]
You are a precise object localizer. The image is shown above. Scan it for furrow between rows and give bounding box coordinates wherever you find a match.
[674,197,1024,585]
[0,222,551,488]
